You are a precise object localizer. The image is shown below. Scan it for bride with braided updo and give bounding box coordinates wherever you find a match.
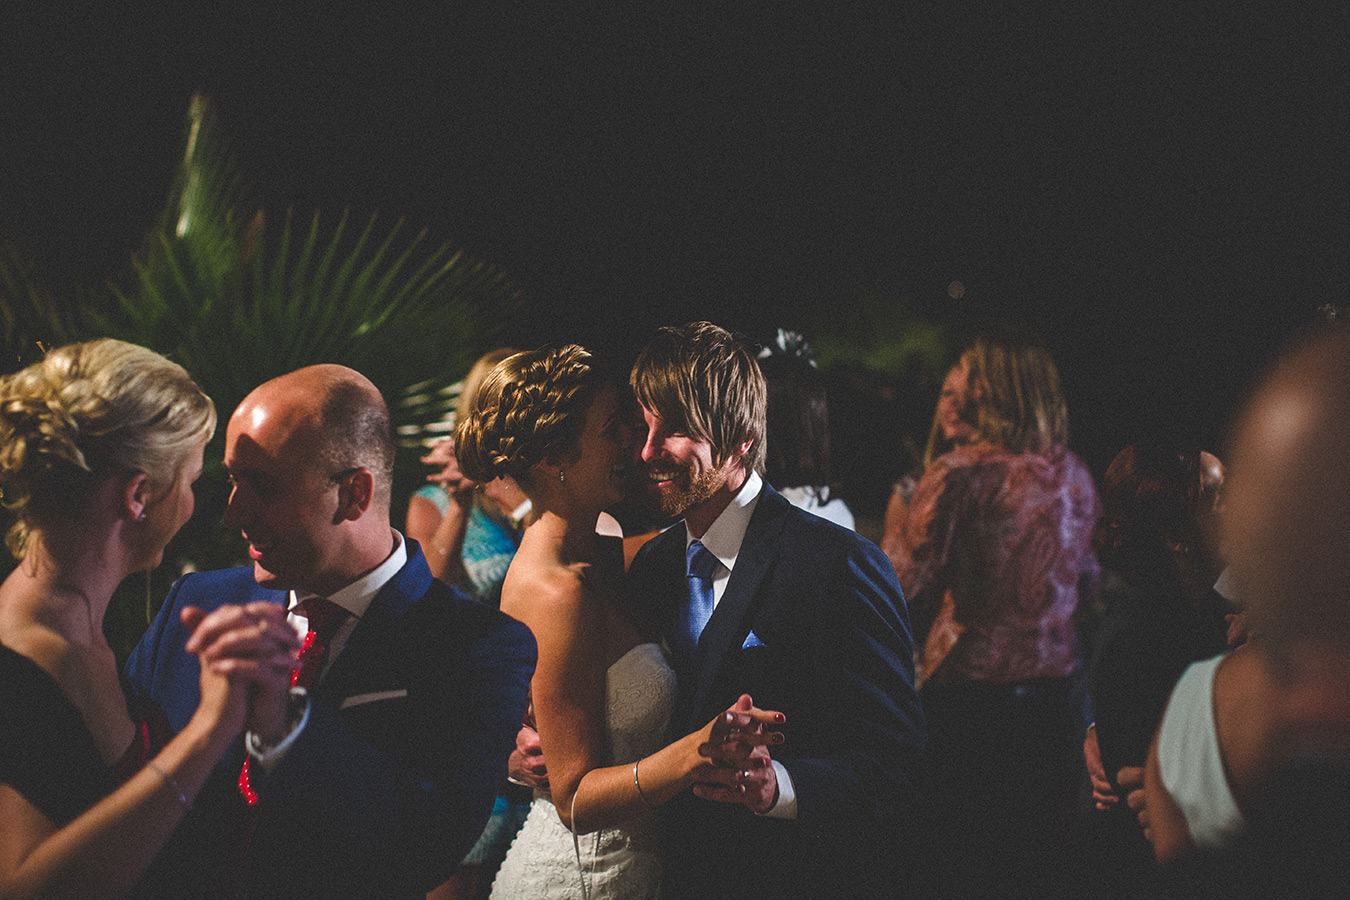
[455,345,780,900]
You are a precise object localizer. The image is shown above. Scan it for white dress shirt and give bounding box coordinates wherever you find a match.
[684,471,798,819]
[247,530,408,769]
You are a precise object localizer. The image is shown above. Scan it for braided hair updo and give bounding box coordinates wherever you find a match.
[454,345,601,487]
[0,339,216,557]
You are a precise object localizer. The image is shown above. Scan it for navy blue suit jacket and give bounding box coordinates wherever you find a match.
[124,542,536,900]
[626,484,926,899]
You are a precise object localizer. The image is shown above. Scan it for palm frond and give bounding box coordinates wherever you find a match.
[807,288,953,378]
[1,92,526,651]
[95,92,521,426]
[0,242,98,372]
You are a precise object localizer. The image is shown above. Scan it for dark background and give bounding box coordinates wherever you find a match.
[4,1,1348,519]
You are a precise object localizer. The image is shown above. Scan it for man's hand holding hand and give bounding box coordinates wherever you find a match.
[1084,724,1120,810]
[692,695,785,814]
[509,721,549,793]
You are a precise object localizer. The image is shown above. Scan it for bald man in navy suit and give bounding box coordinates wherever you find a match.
[126,365,535,900]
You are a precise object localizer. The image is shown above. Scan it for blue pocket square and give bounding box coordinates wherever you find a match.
[741,630,765,649]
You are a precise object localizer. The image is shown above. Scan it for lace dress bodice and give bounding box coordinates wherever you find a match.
[490,642,677,900]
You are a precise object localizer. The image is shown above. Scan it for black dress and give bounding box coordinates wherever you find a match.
[1085,573,1231,899]
[0,643,173,896]
[1090,574,1231,784]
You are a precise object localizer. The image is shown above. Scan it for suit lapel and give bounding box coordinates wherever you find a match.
[313,551,426,706]
[685,486,790,729]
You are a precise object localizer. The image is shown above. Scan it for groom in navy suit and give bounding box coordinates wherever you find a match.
[625,323,926,898]
[125,365,535,900]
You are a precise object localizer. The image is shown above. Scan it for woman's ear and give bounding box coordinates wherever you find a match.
[533,457,563,487]
[123,472,151,522]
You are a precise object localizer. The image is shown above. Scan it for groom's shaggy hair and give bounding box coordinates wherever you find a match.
[630,322,766,474]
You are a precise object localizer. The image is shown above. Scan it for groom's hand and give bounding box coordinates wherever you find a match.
[693,743,779,813]
[692,694,785,813]
[508,723,549,792]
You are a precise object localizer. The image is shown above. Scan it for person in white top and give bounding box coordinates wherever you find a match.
[455,345,785,900]
[756,336,856,531]
[1132,325,1350,879]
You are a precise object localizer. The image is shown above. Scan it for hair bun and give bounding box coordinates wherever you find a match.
[0,369,98,492]
[0,339,215,558]
[453,345,598,486]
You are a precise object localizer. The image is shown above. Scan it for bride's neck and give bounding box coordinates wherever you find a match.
[527,506,602,564]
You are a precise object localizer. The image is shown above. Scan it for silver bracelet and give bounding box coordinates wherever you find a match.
[145,758,189,808]
[633,759,654,808]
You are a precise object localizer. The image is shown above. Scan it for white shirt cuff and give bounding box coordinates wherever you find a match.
[244,689,312,774]
[759,760,798,819]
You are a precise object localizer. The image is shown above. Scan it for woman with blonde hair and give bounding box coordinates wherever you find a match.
[0,339,298,900]
[455,345,781,900]
[889,331,1100,899]
[882,358,978,566]
[407,347,530,596]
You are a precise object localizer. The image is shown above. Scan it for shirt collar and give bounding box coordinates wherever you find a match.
[686,470,762,572]
[293,529,407,620]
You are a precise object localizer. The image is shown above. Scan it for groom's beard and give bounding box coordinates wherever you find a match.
[631,463,722,520]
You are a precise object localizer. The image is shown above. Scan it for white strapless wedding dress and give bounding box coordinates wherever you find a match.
[490,642,677,900]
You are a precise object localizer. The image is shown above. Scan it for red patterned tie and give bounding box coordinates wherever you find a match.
[289,597,348,691]
[239,597,347,804]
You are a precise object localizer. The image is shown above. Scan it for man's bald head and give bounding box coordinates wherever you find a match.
[238,365,396,510]
[1225,327,1350,650]
[225,365,397,594]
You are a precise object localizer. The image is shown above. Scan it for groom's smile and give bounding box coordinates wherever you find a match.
[634,404,731,521]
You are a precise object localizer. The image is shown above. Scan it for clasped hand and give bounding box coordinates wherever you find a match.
[693,694,786,814]
[509,700,550,792]
[182,602,302,739]
[507,694,787,814]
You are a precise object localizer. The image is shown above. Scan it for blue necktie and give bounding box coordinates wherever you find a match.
[675,540,719,671]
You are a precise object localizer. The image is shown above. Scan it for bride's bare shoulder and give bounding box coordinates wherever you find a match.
[500,556,592,618]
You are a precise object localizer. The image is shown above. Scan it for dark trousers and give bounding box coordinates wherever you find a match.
[918,677,1085,900]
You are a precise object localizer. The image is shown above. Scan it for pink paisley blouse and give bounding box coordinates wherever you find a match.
[891,442,1100,686]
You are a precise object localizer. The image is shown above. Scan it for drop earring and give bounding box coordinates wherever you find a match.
[559,469,566,483]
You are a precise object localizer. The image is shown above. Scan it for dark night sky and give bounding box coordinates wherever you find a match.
[4,1,1348,501]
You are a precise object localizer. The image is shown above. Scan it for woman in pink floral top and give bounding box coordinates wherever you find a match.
[889,333,1100,900]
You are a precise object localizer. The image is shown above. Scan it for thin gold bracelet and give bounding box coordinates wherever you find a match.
[146,759,189,808]
[633,759,654,808]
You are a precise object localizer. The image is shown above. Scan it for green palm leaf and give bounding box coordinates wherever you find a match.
[1,93,524,645]
[0,242,104,373]
[807,288,953,378]
[106,94,521,424]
